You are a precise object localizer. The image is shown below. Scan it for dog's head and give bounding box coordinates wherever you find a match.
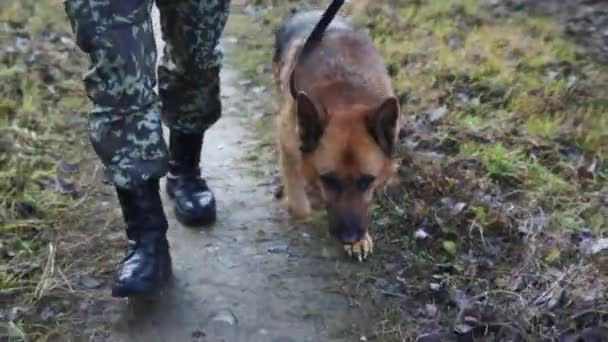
[296,91,399,243]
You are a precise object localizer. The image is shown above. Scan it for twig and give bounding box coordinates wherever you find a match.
[568,308,608,322]
[0,287,27,297]
[34,243,56,301]
[532,269,570,306]
[8,321,26,340]
[57,267,75,294]
[377,288,409,299]
[71,164,101,209]
[471,289,527,307]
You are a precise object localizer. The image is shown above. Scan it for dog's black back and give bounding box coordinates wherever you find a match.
[273,10,351,64]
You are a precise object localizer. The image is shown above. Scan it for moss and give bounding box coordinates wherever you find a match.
[525,115,562,137]
[572,104,608,155]
[459,141,571,195]
[460,142,524,178]
[524,161,571,194]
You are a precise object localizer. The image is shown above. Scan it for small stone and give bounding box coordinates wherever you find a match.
[243,5,257,17]
[191,330,206,339]
[429,105,448,122]
[252,86,267,94]
[454,323,474,334]
[447,36,462,50]
[477,257,495,270]
[59,36,75,48]
[25,51,42,66]
[206,309,238,339]
[430,283,441,291]
[268,244,289,254]
[14,37,30,52]
[224,36,239,44]
[57,161,79,174]
[78,275,105,289]
[415,229,429,240]
[106,232,123,242]
[590,238,608,255]
[424,303,438,317]
[451,202,466,215]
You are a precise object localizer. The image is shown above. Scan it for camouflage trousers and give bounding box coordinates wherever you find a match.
[64,0,230,190]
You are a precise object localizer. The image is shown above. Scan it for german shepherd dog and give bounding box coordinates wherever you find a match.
[272,1,400,261]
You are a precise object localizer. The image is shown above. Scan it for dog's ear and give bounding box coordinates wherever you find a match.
[296,91,325,153]
[367,97,399,157]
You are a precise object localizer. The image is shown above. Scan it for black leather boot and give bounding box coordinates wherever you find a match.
[166,131,217,226]
[112,180,172,298]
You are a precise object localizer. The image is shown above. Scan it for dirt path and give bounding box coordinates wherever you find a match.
[104,7,375,342]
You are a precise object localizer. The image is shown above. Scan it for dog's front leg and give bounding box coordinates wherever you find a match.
[277,108,311,218]
[278,144,311,218]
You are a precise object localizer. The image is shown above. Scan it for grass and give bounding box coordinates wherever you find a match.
[224,12,273,82]
[349,0,608,340]
[458,141,572,194]
[1,1,123,340]
[363,0,607,155]
[223,9,278,168]
[228,0,607,340]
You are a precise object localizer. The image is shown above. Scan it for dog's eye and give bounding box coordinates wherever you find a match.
[356,174,375,192]
[320,173,342,193]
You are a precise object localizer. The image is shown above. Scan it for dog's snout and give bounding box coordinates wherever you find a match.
[336,229,364,243]
[329,208,367,243]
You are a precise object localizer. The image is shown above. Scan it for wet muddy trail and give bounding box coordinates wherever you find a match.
[105,7,378,342]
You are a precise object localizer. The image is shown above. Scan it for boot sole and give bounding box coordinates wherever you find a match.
[111,273,173,298]
[111,257,173,298]
[174,207,217,227]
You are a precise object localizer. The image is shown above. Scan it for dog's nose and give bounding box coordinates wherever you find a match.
[336,229,364,243]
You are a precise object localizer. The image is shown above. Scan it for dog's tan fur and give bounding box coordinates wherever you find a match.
[272,12,400,259]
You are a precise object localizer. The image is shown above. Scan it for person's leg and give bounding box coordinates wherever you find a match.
[156,0,231,226]
[64,0,171,297]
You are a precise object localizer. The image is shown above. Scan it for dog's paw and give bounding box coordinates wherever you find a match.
[343,233,373,262]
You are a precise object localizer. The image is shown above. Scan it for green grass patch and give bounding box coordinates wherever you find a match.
[459,141,572,194]
[224,13,273,83]
[364,0,607,155]
[525,115,562,137]
[0,0,115,339]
